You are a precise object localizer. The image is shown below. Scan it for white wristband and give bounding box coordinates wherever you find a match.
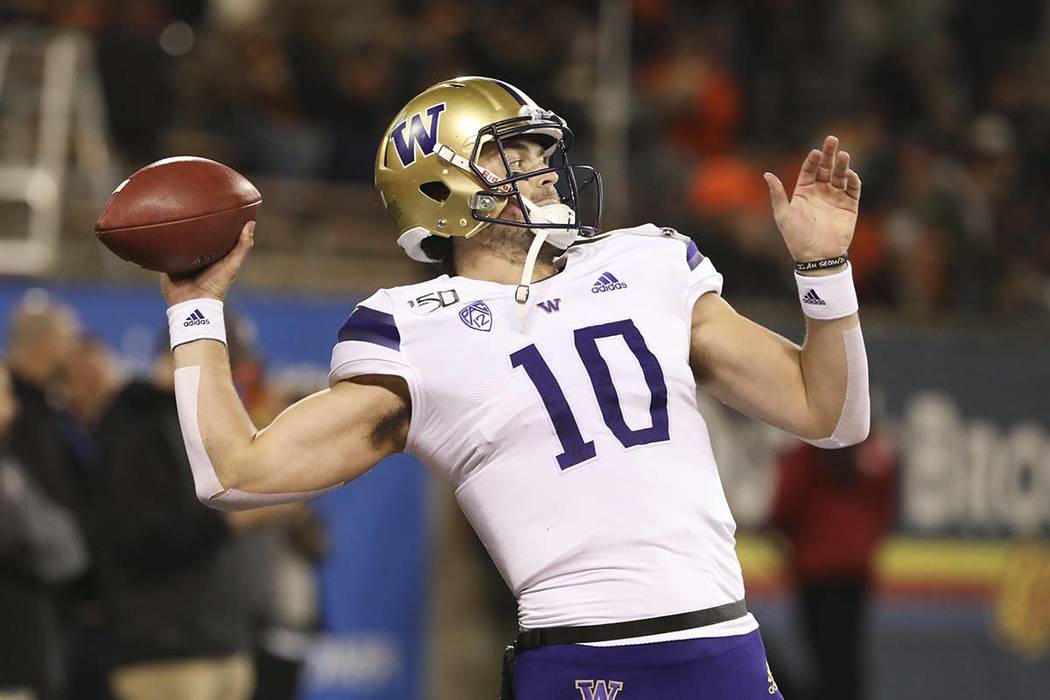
[795,263,859,320]
[167,298,227,349]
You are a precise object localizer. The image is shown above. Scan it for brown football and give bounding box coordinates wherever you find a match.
[95,156,261,274]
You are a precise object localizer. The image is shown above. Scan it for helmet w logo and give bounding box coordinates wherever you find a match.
[575,680,624,700]
[391,103,446,167]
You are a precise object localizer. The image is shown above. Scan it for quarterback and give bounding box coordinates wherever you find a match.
[162,77,868,699]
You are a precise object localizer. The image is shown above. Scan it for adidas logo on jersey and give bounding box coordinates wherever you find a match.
[801,289,826,306]
[183,309,210,327]
[591,272,627,293]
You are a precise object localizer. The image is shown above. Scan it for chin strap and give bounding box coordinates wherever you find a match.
[516,230,549,320]
[513,195,582,320]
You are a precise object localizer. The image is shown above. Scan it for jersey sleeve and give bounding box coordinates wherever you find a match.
[682,237,724,310]
[329,290,415,387]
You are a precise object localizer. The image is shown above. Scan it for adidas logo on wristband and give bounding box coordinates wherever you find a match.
[168,299,226,350]
[183,309,211,326]
[801,289,826,306]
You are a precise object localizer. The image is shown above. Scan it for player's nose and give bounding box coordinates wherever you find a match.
[535,167,559,191]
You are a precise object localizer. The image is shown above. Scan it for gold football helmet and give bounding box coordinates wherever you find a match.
[375,76,602,264]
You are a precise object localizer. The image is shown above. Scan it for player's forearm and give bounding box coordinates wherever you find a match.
[788,261,870,447]
[797,313,861,437]
[172,340,351,509]
[161,232,366,510]
[173,339,260,489]
[173,336,406,508]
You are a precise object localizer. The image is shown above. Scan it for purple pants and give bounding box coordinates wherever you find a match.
[513,629,784,699]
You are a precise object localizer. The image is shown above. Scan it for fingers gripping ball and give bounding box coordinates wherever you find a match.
[95,157,261,274]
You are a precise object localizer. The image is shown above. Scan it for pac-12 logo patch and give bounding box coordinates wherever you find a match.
[391,103,446,167]
[459,300,492,332]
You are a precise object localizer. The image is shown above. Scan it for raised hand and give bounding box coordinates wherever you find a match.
[763,135,862,263]
[161,221,255,306]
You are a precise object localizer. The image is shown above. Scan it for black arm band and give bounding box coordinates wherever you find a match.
[795,254,848,272]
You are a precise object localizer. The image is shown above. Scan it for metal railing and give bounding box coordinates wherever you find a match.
[0,28,113,274]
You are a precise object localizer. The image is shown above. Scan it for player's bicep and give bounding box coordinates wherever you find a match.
[235,374,410,494]
[689,293,813,436]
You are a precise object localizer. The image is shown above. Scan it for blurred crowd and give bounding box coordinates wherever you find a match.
[0,291,326,700]
[4,0,1049,316]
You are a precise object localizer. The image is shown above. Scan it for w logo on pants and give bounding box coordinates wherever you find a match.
[575,680,624,699]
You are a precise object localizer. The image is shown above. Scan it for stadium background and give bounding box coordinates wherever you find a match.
[1,0,1049,698]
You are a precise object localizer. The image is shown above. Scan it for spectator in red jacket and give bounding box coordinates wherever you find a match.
[769,432,897,700]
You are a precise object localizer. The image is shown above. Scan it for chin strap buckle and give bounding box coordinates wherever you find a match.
[515,284,530,304]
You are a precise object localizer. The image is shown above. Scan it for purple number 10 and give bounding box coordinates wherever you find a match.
[510,319,670,470]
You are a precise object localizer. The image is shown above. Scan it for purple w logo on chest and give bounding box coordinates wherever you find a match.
[575,680,624,700]
[537,298,562,313]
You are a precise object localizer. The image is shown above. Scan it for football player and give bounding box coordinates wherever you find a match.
[162,77,868,699]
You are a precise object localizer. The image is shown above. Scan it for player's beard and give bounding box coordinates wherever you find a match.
[474,221,561,269]
[473,199,561,270]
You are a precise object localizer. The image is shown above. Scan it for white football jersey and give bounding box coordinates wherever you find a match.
[330,224,756,635]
